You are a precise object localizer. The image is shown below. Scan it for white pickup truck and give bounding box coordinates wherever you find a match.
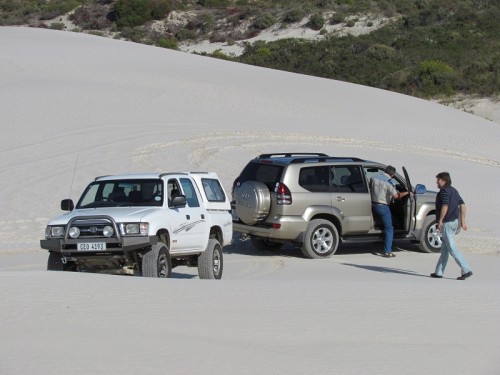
[40,172,233,279]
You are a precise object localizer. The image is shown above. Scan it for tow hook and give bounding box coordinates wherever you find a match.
[240,233,250,241]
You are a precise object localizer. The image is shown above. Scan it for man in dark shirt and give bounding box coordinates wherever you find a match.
[431,172,473,280]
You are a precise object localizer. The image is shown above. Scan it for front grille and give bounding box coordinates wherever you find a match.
[69,218,117,239]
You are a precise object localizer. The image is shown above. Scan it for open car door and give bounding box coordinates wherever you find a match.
[402,166,417,232]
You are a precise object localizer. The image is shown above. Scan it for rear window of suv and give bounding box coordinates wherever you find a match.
[237,162,284,190]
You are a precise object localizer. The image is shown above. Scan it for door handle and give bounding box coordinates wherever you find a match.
[186,215,190,220]
[336,196,346,202]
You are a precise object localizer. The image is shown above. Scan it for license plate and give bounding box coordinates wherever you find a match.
[231,208,239,221]
[77,242,106,251]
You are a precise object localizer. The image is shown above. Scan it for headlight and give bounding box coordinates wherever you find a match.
[46,226,65,239]
[121,223,149,236]
[102,225,114,237]
[68,227,80,239]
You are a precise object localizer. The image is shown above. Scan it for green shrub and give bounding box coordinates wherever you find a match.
[175,28,197,41]
[209,49,231,60]
[118,26,147,43]
[308,13,324,30]
[156,37,178,49]
[283,9,305,23]
[330,12,345,25]
[346,19,355,27]
[253,13,276,30]
[365,44,396,60]
[200,14,214,33]
[49,22,65,30]
[417,60,458,96]
[151,0,170,19]
[0,1,18,12]
[114,0,170,28]
[39,1,81,20]
[199,0,230,7]
[256,46,272,57]
[382,69,414,92]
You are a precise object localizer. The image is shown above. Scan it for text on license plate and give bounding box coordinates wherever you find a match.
[77,242,106,251]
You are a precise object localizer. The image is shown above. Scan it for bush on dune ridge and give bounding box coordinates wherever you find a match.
[233,1,500,98]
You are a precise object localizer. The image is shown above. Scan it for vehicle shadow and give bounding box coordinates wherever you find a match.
[171,271,197,279]
[340,262,428,278]
[225,235,423,258]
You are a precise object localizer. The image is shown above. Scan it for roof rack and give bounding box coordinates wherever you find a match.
[94,175,111,181]
[158,172,188,178]
[258,153,329,158]
[289,156,365,164]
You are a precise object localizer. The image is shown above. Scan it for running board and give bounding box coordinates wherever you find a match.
[342,233,414,243]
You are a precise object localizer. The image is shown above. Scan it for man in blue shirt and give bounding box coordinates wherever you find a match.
[431,172,473,280]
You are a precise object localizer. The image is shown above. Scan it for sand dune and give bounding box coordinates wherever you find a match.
[1,27,499,374]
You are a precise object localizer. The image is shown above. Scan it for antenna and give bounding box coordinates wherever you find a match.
[68,153,79,205]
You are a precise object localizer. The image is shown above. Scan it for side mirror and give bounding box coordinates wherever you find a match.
[171,195,187,208]
[61,199,74,211]
[415,184,427,195]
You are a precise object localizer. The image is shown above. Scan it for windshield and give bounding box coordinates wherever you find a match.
[76,179,164,208]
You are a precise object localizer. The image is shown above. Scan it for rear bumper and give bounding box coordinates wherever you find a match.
[233,216,306,242]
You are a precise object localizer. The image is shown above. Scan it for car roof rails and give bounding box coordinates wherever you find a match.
[257,153,329,159]
[94,175,111,181]
[289,156,365,164]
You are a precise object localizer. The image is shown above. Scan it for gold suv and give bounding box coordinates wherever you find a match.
[232,153,440,258]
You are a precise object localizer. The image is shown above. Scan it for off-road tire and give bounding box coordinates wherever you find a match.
[301,219,339,259]
[198,239,223,279]
[233,181,271,225]
[250,237,284,252]
[142,242,172,278]
[419,216,442,253]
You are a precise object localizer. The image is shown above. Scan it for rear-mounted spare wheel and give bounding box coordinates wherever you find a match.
[234,181,271,225]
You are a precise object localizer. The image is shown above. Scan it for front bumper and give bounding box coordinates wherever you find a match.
[40,236,158,254]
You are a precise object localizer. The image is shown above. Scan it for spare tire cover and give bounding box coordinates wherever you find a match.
[234,181,271,225]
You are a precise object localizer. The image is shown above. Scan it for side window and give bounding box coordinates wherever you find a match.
[298,166,331,192]
[332,166,368,193]
[180,178,200,208]
[167,179,182,206]
[202,178,226,202]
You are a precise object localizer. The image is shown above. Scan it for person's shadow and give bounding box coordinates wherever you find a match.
[341,263,428,278]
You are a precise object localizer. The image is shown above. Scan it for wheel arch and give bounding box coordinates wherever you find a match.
[309,213,342,235]
[209,225,223,244]
[156,229,170,248]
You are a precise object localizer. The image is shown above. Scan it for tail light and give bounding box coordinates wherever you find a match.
[231,178,240,197]
[276,183,292,205]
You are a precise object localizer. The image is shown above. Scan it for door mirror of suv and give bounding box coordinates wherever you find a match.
[61,199,74,211]
[415,184,427,194]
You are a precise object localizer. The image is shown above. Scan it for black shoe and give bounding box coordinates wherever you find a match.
[457,271,473,280]
[430,273,443,278]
